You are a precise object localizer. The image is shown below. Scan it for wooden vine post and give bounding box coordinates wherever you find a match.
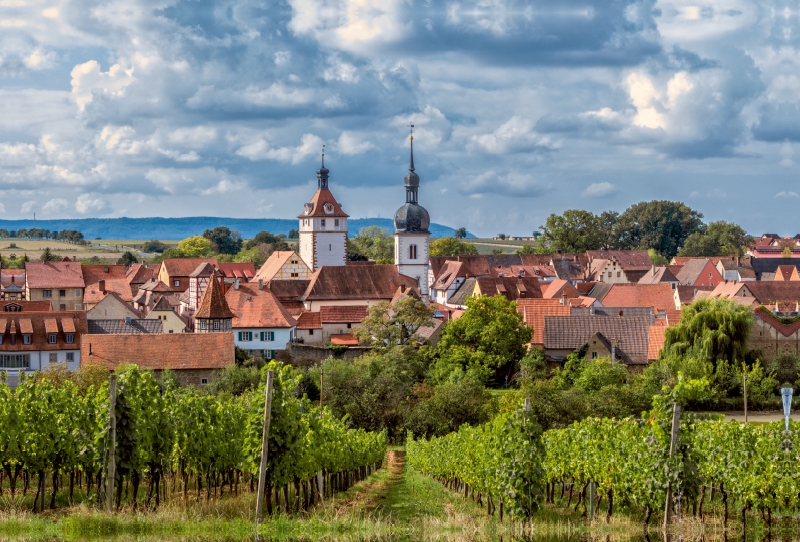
[663,401,681,532]
[255,370,275,526]
[106,374,117,514]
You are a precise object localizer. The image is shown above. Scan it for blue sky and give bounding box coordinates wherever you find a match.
[0,0,797,237]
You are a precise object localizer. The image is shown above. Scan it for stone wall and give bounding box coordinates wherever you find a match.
[748,316,800,361]
[283,343,372,367]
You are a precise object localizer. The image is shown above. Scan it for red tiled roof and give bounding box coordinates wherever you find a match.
[648,325,667,360]
[126,263,155,284]
[1,269,25,289]
[753,306,800,337]
[0,311,87,351]
[302,265,416,302]
[319,305,369,323]
[600,284,676,312]
[672,257,728,266]
[775,265,798,281]
[161,258,217,278]
[0,300,52,312]
[217,262,257,280]
[267,280,311,302]
[297,188,349,218]
[638,266,679,285]
[666,309,683,325]
[225,283,296,329]
[516,298,570,346]
[543,280,581,300]
[329,333,359,346]
[543,315,651,364]
[82,333,235,370]
[586,250,652,270]
[475,276,542,301]
[195,277,235,319]
[296,311,321,329]
[432,260,464,289]
[675,284,715,304]
[82,264,133,304]
[25,261,84,289]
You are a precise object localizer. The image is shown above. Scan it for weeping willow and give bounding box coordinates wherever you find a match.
[664,297,752,364]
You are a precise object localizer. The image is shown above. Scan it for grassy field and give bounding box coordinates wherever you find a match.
[0,239,118,261]
[470,238,537,255]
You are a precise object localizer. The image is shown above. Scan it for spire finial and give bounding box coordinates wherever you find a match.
[321,144,325,168]
[408,123,415,172]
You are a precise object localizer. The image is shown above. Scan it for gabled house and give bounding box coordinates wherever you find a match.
[299,265,416,311]
[586,250,652,284]
[674,285,715,307]
[146,296,187,334]
[552,256,586,283]
[1,269,25,300]
[180,262,217,317]
[226,281,297,359]
[295,312,321,343]
[543,280,582,300]
[596,284,676,313]
[217,262,256,283]
[715,259,755,282]
[319,305,368,343]
[87,291,147,321]
[474,276,542,301]
[82,333,235,386]
[675,258,724,287]
[253,251,311,282]
[638,266,680,288]
[25,261,85,311]
[157,258,217,292]
[82,264,133,309]
[516,298,571,347]
[126,263,156,297]
[193,274,235,333]
[430,260,470,306]
[0,311,88,378]
[543,315,652,365]
[774,265,800,281]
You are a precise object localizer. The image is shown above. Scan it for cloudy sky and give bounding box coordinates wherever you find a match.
[0,0,797,236]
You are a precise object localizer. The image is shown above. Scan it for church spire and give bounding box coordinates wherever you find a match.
[316,144,329,189]
[409,125,415,173]
[403,125,419,204]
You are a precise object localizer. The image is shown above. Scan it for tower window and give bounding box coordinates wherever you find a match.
[409,244,417,260]
[335,219,339,227]
[321,219,326,228]
[329,244,332,251]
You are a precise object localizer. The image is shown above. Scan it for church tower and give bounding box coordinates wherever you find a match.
[394,129,431,302]
[298,148,348,271]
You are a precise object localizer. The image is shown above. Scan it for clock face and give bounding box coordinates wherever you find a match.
[323,202,334,214]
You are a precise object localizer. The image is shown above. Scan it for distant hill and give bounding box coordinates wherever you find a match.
[0,217,474,240]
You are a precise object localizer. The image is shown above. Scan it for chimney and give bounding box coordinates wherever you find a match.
[99,279,106,293]
[234,278,240,290]
[611,339,616,362]
[258,279,264,291]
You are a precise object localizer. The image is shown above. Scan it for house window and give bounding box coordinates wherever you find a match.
[59,290,66,297]
[201,378,208,385]
[75,289,82,297]
[174,280,180,287]
[409,244,417,260]
[592,352,598,359]
[213,321,220,330]
[225,320,231,330]
[260,331,274,341]
[43,290,52,298]
[607,272,612,278]
[48,334,57,344]
[321,219,326,228]
[23,335,31,345]
[329,244,331,251]
[74,304,82,310]
[49,353,57,363]
[66,353,74,362]
[617,272,621,277]
[347,323,352,329]
[0,354,30,369]
[309,329,314,335]
[239,331,253,341]
[263,350,274,359]
[200,321,207,330]
[709,272,712,277]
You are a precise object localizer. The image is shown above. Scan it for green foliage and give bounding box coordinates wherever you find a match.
[117,251,138,267]
[402,378,495,438]
[454,227,467,239]
[350,226,394,264]
[572,357,628,393]
[408,406,545,520]
[539,209,616,253]
[433,295,532,384]
[768,352,800,386]
[428,237,478,257]
[203,226,243,255]
[678,221,751,258]
[175,236,214,258]
[614,200,704,259]
[39,247,59,262]
[353,297,435,347]
[142,240,169,253]
[663,298,753,364]
[648,248,668,265]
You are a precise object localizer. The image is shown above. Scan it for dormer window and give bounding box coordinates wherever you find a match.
[23,335,31,345]
[304,203,314,215]
[48,334,57,344]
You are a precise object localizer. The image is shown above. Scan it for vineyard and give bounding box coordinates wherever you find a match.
[0,362,387,514]
[409,406,800,528]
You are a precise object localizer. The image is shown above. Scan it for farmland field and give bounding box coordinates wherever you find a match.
[470,238,538,255]
[0,239,118,261]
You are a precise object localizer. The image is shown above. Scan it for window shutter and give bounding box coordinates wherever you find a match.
[260,331,265,341]
[238,332,242,341]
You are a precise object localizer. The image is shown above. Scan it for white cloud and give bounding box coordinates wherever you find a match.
[42,198,69,213]
[582,182,619,198]
[776,191,799,198]
[20,201,36,213]
[168,126,217,148]
[337,131,374,154]
[471,116,556,154]
[0,202,5,213]
[24,49,57,70]
[237,133,323,164]
[461,170,551,198]
[70,60,135,111]
[201,179,245,195]
[75,194,109,214]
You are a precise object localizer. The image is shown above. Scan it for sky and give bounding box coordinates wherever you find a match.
[0,0,798,237]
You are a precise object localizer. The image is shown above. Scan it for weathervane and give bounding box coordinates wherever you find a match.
[321,144,325,167]
[408,123,414,141]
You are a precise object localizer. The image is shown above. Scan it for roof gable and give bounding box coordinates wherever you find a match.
[301,265,416,301]
[298,188,349,218]
[225,283,297,328]
[600,284,676,312]
[195,277,235,319]
[26,261,84,289]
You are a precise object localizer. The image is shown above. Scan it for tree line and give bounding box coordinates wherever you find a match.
[0,229,86,244]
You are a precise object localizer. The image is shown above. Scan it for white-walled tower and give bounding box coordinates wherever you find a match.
[298,152,348,271]
[394,131,431,301]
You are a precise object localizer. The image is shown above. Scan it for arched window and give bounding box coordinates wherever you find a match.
[409,244,417,260]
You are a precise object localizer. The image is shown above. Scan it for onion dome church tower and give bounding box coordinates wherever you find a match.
[394,128,431,302]
[298,147,349,271]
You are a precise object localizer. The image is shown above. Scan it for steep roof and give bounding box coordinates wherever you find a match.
[675,284,715,304]
[475,276,542,301]
[126,263,156,284]
[298,188,349,218]
[516,298,570,346]
[301,265,416,302]
[753,306,800,337]
[0,311,87,351]
[195,277,235,319]
[552,257,585,281]
[319,305,369,323]
[82,264,133,304]
[218,262,256,280]
[254,251,306,282]
[88,319,164,334]
[447,277,477,307]
[741,282,800,305]
[82,333,235,371]
[648,324,667,360]
[775,265,799,281]
[750,258,800,279]
[25,261,84,289]
[675,258,714,284]
[296,311,321,329]
[160,258,217,278]
[432,260,464,290]
[151,296,174,312]
[543,280,581,300]
[600,284,676,312]
[189,262,216,278]
[139,279,174,293]
[225,283,297,329]
[586,250,652,270]
[543,315,651,364]
[267,280,311,302]
[638,266,679,285]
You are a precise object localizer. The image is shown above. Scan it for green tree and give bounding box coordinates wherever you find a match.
[347,239,369,261]
[648,248,668,266]
[117,251,139,267]
[678,221,751,258]
[354,296,435,346]
[288,228,299,239]
[176,236,214,257]
[663,298,753,364]
[39,247,59,262]
[402,377,494,438]
[203,227,242,255]
[351,226,394,264]
[429,237,478,257]
[454,227,468,239]
[539,210,606,253]
[497,233,507,240]
[614,200,704,259]
[244,231,279,250]
[142,240,169,253]
[433,295,532,383]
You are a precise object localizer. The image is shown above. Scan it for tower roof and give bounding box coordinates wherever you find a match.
[394,130,430,234]
[298,189,349,218]
[195,276,235,319]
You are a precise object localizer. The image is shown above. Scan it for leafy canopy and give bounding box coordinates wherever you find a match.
[429,237,478,257]
[350,226,394,264]
[678,221,750,258]
[353,296,435,347]
[175,235,214,258]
